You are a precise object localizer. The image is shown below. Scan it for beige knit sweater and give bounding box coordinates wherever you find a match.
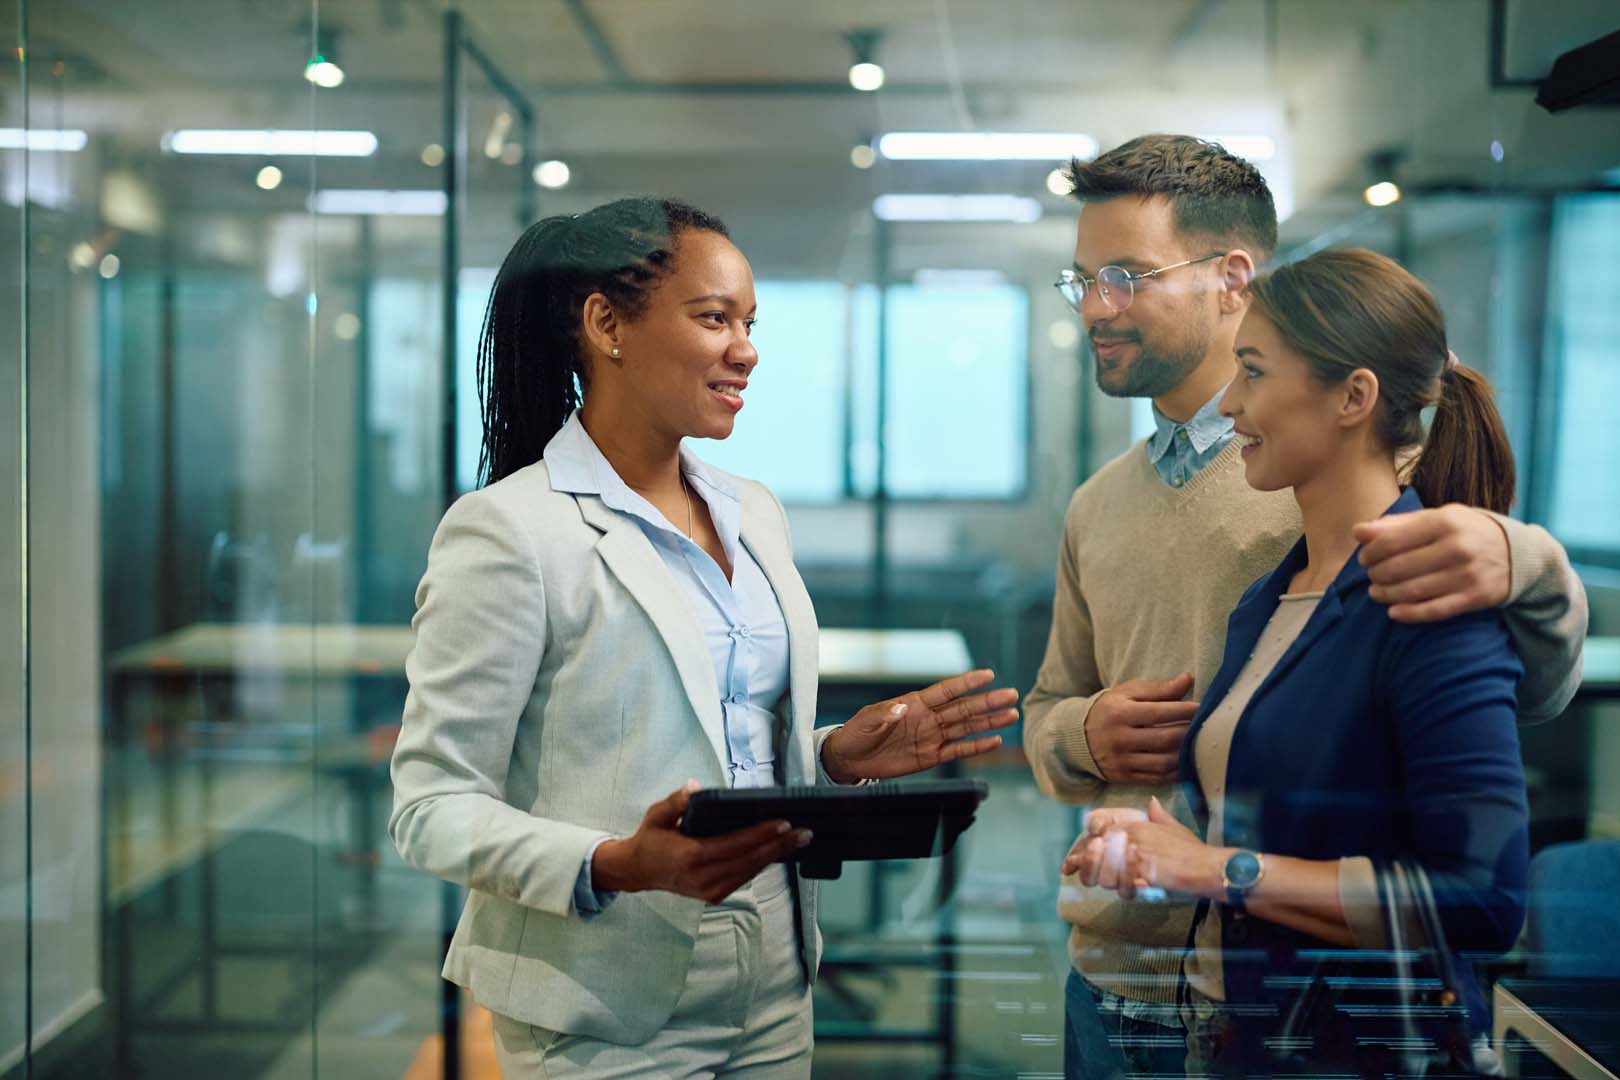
[1025,437,1589,1005]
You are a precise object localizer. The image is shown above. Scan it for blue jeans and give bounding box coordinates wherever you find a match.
[1063,972,1188,1080]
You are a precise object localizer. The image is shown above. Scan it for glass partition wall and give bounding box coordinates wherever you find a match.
[4,2,1619,1079]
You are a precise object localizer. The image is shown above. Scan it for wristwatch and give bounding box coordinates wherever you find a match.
[1221,849,1265,910]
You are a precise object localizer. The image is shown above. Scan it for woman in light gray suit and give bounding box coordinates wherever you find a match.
[389,198,1018,1078]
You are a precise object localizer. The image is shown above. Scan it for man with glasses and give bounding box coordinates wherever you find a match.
[1024,134,1588,1079]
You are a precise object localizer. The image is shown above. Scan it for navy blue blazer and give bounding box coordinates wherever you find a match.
[1179,487,1528,1041]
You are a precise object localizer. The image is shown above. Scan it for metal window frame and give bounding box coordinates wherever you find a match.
[437,14,537,1079]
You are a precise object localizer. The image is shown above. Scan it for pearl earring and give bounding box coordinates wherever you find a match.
[610,347,621,358]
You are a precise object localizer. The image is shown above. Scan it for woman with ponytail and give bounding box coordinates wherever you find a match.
[1067,249,1532,1075]
[388,197,1017,1078]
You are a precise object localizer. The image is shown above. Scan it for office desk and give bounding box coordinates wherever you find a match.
[1495,978,1620,1079]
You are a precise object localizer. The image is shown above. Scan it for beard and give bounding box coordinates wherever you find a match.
[1091,322,1210,399]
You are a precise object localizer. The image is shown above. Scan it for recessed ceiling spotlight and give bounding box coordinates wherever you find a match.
[1045,168,1071,196]
[534,159,571,189]
[850,143,877,169]
[421,143,445,167]
[1364,181,1401,207]
[256,165,283,190]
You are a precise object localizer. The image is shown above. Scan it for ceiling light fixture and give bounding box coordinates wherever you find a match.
[309,189,447,216]
[164,129,378,156]
[484,110,512,160]
[1045,168,1072,196]
[255,165,283,190]
[305,27,345,89]
[0,128,89,151]
[878,132,1099,162]
[1362,149,1404,208]
[873,194,1042,223]
[1363,181,1402,207]
[850,143,877,169]
[846,30,885,92]
[533,160,571,189]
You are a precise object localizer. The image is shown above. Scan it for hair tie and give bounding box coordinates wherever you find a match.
[1445,349,1461,375]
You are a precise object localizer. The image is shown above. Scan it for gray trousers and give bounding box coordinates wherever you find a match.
[491,864,812,1079]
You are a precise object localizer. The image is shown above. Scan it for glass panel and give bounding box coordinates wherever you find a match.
[1547,195,1620,552]
[2,2,27,1072]
[305,17,449,1080]
[699,280,849,501]
[883,283,1029,498]
[2,3,1614,1078]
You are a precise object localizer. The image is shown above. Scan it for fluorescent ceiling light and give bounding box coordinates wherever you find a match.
[1199,134,1276,162]
[878,132,1098,162]
[873,194,1042,223]
[164,129,378,157]
[309,189,447,215]
[0,128,89,152]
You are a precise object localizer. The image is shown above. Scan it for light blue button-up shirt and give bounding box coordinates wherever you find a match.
[1145,385,1235,488]
[543,412,792,913]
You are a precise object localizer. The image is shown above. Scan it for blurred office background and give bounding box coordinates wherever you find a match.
[2,1,1618,1077]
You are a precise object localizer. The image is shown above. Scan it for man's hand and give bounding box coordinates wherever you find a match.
[1354,504,1510,623]
[1083,673,1197,784]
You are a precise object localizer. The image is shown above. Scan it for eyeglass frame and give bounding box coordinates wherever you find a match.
[1053,251,1229,315]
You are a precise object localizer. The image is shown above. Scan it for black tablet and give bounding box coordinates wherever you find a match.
[680,779,989,879]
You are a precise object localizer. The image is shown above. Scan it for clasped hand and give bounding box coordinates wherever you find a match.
[1061,796,1226,901]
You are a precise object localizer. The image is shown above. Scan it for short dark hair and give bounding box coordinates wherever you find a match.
[1065,134,1278,260]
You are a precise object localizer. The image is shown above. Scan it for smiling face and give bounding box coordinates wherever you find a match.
[1220,309,1353,491]
[1070,195,1221,398]
[602,229,759,442]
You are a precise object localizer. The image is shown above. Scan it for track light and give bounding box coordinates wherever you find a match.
[846,30,885,92]
[305,27,345,88]
[1363,150,1403,208]
[1364,181,1401,207]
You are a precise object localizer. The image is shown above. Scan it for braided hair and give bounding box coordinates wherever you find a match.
[475,197,730,486]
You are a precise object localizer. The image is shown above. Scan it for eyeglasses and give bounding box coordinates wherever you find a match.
[1053,252,1228,315]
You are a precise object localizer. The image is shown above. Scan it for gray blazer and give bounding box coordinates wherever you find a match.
[388,457,833,1044]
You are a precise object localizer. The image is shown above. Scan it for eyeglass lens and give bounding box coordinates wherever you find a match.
[1058,266,1135,315]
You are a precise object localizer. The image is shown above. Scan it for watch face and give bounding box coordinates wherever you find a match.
[1225,850,1262,890]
